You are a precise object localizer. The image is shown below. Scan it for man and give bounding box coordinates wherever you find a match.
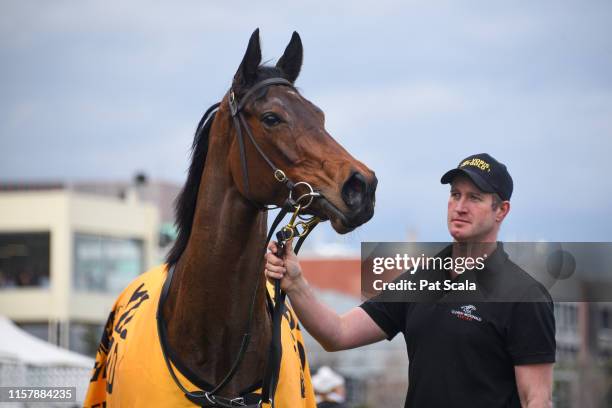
[265,153,555,408]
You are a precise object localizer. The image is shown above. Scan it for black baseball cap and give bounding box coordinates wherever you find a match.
[440,153,513,201]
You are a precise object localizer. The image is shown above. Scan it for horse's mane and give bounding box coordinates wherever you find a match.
[166,66,285,267]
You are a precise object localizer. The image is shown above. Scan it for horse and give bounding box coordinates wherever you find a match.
[84,29,377,408]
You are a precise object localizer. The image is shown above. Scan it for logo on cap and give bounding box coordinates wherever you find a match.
[441,153,513,201]
[460,158,491,172]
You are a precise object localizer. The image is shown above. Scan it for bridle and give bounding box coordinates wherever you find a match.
[229,77,297,204]
[158,77,322,407]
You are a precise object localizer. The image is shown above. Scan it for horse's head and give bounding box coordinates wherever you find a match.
[225,29,377,233]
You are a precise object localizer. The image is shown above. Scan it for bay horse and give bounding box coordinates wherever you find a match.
[84,29,377,408]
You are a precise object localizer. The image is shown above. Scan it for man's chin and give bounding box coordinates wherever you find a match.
[449,229,471,242]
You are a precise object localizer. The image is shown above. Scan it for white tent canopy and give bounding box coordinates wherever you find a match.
[0,316,93,405]
[0,316,92,368]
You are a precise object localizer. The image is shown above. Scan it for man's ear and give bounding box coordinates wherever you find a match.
[276,31,303,83]
[496,201,511,223]
[232,28,262,90]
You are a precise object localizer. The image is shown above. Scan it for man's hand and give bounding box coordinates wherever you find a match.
[265,240,304,294]
[264,239,387,351]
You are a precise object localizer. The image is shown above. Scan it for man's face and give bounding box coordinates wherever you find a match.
[447,175,503,243]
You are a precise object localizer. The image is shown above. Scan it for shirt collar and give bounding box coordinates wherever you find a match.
[437,242,509,297]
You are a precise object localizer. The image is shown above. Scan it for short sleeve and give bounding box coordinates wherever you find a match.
[506,286,556,365]
[359,299,406,340]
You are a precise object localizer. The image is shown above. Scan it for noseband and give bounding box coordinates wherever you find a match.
[161,78,322,408]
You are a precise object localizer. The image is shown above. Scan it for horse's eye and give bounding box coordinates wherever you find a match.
[261,112,282,127]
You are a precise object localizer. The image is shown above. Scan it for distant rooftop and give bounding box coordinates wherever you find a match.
[0,177,182,224]
[0,182,65,192]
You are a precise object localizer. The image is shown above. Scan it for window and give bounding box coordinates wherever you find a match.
[69,322,104,357]
[73,233,144,293]
[602,307,610,329]
[16,322,49,342]
[0,232,50,289]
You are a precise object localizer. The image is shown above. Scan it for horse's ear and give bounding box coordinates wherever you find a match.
[276,31,303,83]
[233,28,262,90]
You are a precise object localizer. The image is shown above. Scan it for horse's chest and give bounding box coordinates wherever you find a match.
[84,268,316,407]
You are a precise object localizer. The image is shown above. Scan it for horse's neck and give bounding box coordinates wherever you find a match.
[163,120,271,394]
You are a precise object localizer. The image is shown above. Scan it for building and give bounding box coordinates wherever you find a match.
[2,180,610,405]
[0,183,160,356]
[553,301,612,408]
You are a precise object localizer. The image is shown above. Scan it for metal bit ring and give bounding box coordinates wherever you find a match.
[289,181,318,209]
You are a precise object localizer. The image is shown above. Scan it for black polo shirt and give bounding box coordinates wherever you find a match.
[360,243,556,408]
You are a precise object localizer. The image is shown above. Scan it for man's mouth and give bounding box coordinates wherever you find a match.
[451,219,470,224]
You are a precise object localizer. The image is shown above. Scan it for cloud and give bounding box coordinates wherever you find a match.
[315,82,470,136]
[1,1,611,242]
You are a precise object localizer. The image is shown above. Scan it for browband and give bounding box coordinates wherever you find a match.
[229,78,294,116]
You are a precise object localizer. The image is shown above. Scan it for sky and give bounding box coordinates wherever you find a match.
[1,1,611,250]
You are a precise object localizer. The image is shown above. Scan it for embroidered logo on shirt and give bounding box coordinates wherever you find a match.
[451,305,482,322]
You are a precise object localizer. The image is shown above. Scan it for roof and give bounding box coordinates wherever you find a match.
[0,316,93,368]
[0,179,181,223]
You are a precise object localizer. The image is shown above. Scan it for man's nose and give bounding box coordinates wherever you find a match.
[454,198,468,213]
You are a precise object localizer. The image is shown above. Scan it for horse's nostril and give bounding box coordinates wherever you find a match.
[369,175,378,200]
[342,172,368,209]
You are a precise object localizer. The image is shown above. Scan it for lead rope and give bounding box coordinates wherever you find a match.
[260,200,320,408]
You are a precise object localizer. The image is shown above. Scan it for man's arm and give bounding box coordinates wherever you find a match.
[265,240,387,351]
[515,363,553,408]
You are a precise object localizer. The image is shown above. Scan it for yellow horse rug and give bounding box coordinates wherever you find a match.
[84,265,316,407]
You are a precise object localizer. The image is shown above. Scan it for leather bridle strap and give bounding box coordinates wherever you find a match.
[231,77,293,116]
[229,78,296,206]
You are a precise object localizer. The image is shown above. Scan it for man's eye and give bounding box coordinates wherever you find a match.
[261,113,282,127]
[470,195,482,201]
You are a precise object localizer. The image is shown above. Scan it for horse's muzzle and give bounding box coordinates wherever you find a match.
[312,172,376,233]
[342,171,376,211]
